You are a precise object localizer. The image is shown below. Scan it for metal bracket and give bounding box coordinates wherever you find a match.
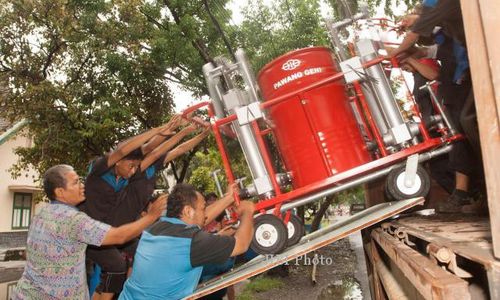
[394,227,416,247]
[404,154,419,188]
[340,56,365,84]
[420,81,457,135]
[222,88,248,111]
[254,176,273,195]
[381,222,395,235]
[390,124,412,144]
[236,102,263,125]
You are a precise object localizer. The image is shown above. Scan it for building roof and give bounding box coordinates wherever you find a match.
[0,119,28,146]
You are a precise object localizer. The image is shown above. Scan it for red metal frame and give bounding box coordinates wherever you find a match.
[253,135,462,212]
[250,120,282,196]
[352,81,389,157]
[181,22,463,221]
[390,57,432,142]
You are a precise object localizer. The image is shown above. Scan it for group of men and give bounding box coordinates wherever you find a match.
[12,115,255,300]
[388,0,483,213]
[11,0,482,299]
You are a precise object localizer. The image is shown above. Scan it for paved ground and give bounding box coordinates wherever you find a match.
[251,238,361,300]
[226,215,372,300]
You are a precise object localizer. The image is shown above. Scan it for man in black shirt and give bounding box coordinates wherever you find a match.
[401,56,455,194]
[389,0,466,58]
[390,2,481,212]
[107,123,205,228]
[81,115,190,300]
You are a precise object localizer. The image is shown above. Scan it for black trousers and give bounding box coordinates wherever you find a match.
[460,89,482,159]
[86,240,138,294]
[446,101,477,177]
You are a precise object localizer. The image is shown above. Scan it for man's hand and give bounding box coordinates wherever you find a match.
[188,116,211,130]
[398,14,419,33]
[200,127,211,138]
[180,112,194,127]
[384,47,397,59]
[168,114,183,128]
[159,115,181,136]
[230,201,255,256]
[235,201,255,217]
[183,123,198,134]
[218,225,237,236]
[224,182,240,203]
[145,195,167,220]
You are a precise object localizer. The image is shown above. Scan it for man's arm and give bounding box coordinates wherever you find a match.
[405,57,439,80]
[388,31,420,58]
[107,126,165,167]
[204,183,238,226]
[230,201,255,256]
[162,128,210,165]
[141,115,187,155]
[189,201,255,268]
[101,195,167,245]
[140,124,198,171]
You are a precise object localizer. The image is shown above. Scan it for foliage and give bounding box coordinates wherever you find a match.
[237,0,330,72]
[0,0,422,187]
[187,137,251,194]
[0,0,236,178]
[187,149,221,194]
[237,275,284,300]
[363,0,420,17]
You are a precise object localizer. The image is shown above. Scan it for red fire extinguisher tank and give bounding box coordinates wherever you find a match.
[258,47,371,188]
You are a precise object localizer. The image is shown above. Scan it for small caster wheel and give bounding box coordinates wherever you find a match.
[284,213,304,247]
[385,165,430,200]
[251,214,288,255]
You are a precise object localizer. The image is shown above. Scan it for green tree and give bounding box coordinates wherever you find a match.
[0,0,236,179]
[237,0,330,72]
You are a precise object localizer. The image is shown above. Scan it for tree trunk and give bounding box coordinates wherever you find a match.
[203,0,235,61]
[297,206,305,223]
[310,196,335,232]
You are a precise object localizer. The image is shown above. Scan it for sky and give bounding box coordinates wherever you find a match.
[170,0,410,112]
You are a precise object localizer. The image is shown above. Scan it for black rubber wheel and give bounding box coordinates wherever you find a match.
[385,165,431,201]
[284,213,304,247]
[251,214,288,255]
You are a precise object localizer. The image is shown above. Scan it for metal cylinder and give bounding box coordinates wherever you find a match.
[360,53,404,129]
[356,39,412,145]
[227,113,273,197]
[421,82,457,135]
[325,19,349,61]
[235,49,261,104]
[257,47,372,188]
[360,81,390,136]
[202,62,226,119]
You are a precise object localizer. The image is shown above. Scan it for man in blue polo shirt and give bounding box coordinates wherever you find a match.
[119,183,255,300]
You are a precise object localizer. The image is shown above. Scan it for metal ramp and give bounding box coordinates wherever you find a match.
[185,197,424,299]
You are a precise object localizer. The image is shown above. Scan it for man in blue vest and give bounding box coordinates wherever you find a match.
[119,183,255,300]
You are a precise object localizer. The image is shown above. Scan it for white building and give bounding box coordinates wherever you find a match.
[0,119,41,300]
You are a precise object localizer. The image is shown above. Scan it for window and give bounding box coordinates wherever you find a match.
[7,281,17,299]
[11,193,32,229]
